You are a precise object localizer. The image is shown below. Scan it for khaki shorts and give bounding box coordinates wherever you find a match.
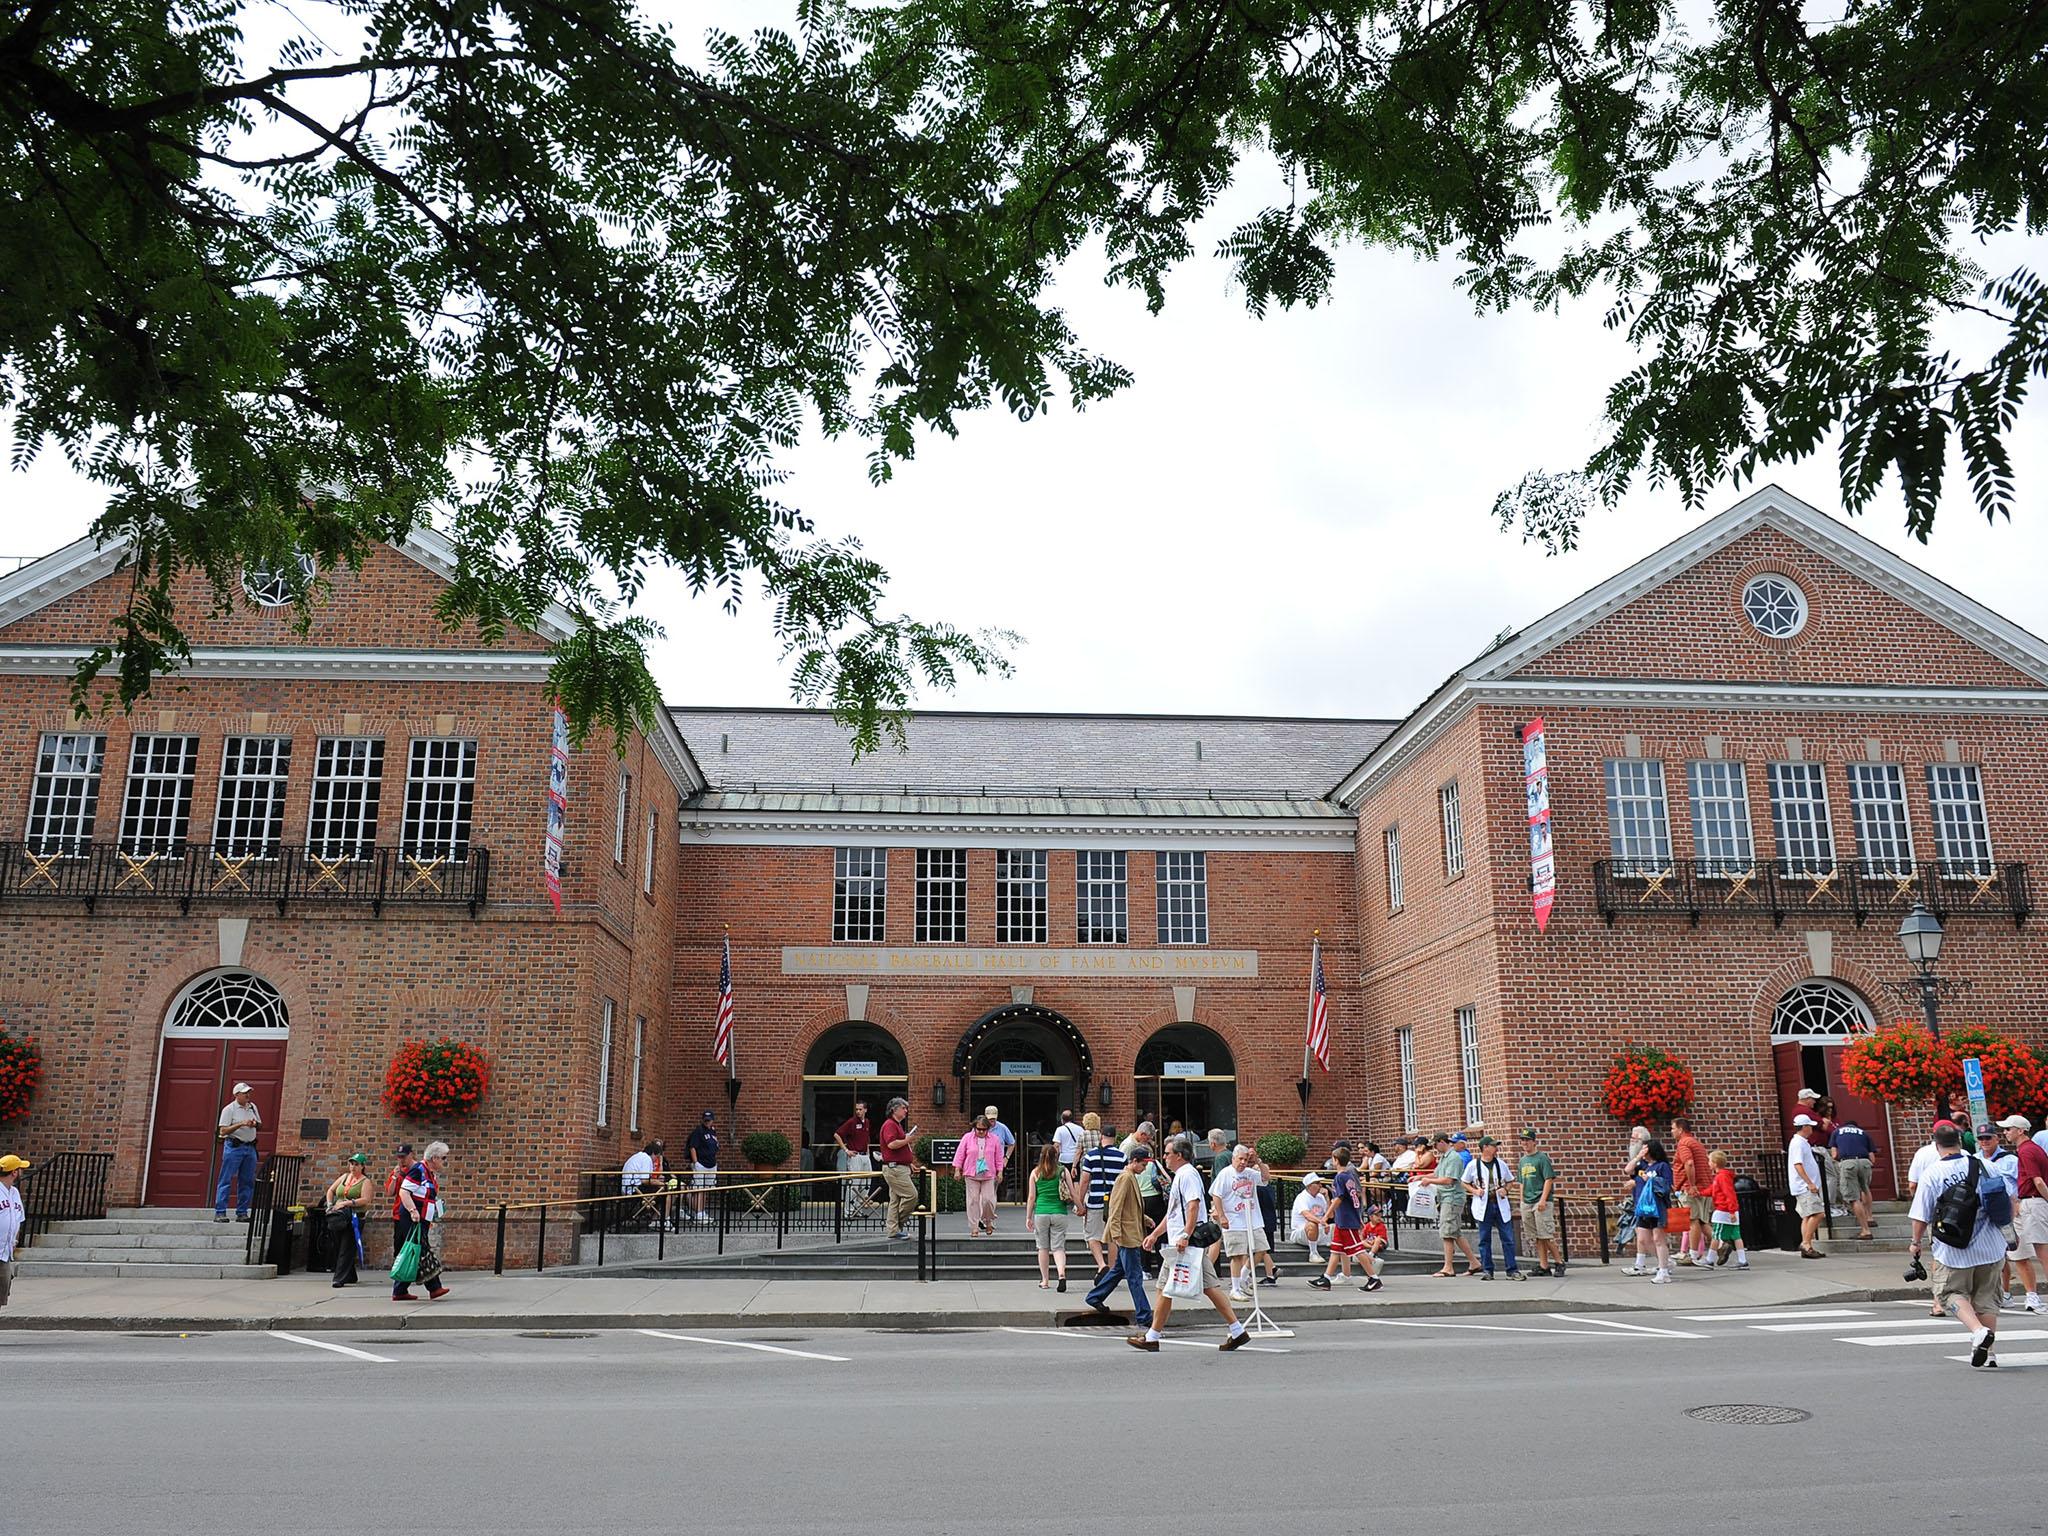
[1935,1259,2001,1318]
[1222,1227,1271,1256]
[2018,1197,2048,1249]
[1835,1157,1873,1204]
[1033,1212,1070,1253]
[1794,1191,1825,1219]
[1522,1201,1558,1241]
[1083,1207,1108,1242]
[1436,1193,1468,1238]
[1687,1193,1714,1227]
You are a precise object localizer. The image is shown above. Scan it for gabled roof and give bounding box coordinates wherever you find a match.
[1331,485,2048,805]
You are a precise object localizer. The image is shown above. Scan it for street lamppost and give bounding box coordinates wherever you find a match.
[1896,903,1952,1123]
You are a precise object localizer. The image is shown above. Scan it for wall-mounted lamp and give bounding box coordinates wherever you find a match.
[931,1080,947,1109]
[1098,1082,1112,1109]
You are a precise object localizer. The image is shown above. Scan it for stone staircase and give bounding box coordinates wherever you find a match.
[18,1207,278,1279]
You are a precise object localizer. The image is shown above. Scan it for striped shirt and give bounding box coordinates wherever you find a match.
[1079,1145,1126,1210]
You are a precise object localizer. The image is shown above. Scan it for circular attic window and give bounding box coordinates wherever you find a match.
[242,554,316,609]
[1741,573,1808,639]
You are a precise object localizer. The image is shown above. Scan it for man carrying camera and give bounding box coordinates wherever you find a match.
[1129,1136,1247,1353]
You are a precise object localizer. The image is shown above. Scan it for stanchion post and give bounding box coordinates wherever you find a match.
[494,1204,507,1275]
[1595,1198,1609,1265]
[537,1201,548,1275]
[1559,1198,1572,1266]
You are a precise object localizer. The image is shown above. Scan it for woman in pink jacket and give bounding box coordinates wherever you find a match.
[954,1114,1007,1237]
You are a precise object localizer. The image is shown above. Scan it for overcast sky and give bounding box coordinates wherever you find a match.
[9,9,2047,734]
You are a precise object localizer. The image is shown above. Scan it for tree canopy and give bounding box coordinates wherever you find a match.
[4,0,2043,747]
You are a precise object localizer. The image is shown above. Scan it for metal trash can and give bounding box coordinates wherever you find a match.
[1733,1176,1773,1254]
[1770,1196,1804,1252]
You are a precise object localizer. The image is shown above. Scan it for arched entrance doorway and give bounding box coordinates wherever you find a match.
[1769,979,1895,1199]
[144,970,290,1207]
[955,1004,1091,1198]
[801,1023,908,1171]
[1133,1023,1237,1144]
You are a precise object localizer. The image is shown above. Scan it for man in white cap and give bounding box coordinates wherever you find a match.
[1787,1114,1826,1258]
[1290,1171,1330,1263]
[215,1080,262,1222]
[0,1153,27,1307]
[2000,1115,2048,1313]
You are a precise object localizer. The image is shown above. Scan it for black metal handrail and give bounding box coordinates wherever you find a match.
[19,1151,112,1242]
[1595,858,2030,929]
[246,1153,306,1271]
[0,842,489,916]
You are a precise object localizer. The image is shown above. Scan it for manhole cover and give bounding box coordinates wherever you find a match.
[516,1330,596,1340]
[1685,1404,1811,1426]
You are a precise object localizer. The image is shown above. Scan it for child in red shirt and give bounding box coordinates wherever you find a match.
[1358,1208,1390,1286]
[1706,1149,1749,1270]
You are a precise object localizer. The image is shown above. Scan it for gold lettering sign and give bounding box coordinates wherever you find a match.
[780,947,1260,978]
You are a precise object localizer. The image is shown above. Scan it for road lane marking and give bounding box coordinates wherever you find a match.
[1750,1317,1951,1332]
[1844,1329,2048,1347]
[996,1325,1289,1354]
[1369,1320,1648,1336]
[1680,1309,1873,1322]
[269,1331,392,1363]
[1947,1351,2048,1366]
[639,1329,848,1362]
[1547,1314,1706,1338]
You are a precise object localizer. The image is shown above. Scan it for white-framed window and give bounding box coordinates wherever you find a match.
[1457,1005,1482,1127]
[1439,781,1465,879]
[1383,825,1404,912]
[401,738,478,861]
[118,734,199,856]
[995,848,1049,944]
[1686,760,1754,874]
[1846,762,1914,876]
[1076,850,1128,945]
[1604,759,1672,871]
[1741,573,1809,638]
[629,1014,645,1134]
[596,998,614,1129]
[613,769,631,865]
[1925,764,1994,876]
[1397,1026,1417,1131]
[1767,762,1835,875]
[643,806,657,896]
[1154,851,1209,945]
[27,733,105,855]
[307,738,384,859]
[213,737,292,859]
[834,847,888,942]
[913,848,965,943]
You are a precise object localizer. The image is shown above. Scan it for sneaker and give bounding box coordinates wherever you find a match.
[213,1213,229,1223]
[1971,1327,1997,1367]
[427,1285,450,1301]
[392,1293,419,1303]
[1736,1256,1749,1269]
[1218,1330,1249,1352]
[2025,1295,2045,1314]
[1056,1278,1067,1293]
[1505,1270,1526,1282]
[1307,1276,1332,1291]
[235,1212,251,1222]
[1650,1269,1672,1284]
[1674,1254,1693,1267]
[1362,1276,1384,1292]
[1228,1289,1251,1303]
[1626,1263,1648,1276]
[1696,1253,1718,1269]
[1477,1271,1495,1281]
[1126,1335,1159,1352]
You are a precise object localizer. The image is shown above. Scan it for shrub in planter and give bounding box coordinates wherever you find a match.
[382,1038,491,1119]
[740,1130,792,1168]
[1255,1132,1307,1168]
[0,1026,40,1122]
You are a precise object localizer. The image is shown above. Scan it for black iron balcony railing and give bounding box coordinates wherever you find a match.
[1593,858,2030,929]
[0,841,489,916]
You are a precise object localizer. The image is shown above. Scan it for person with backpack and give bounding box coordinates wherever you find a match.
[1627,1138,1676,1282]
[1908,1120,2011,1367]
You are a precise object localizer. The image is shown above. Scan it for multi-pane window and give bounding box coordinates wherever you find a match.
[1439,781,1465,879]
[401,738,478,860]
[613,769,631,865]
[913,848,965,943]
[629,1015,645,1134]
[1604,759,1672,870]
[1687,761,1754,873]
[1846,763,1914,875]
[118,735,199,856]
[1767,762,1835,875]
[995,849,1049,944]
[834,847,888,942]
[643,806,657,895]
[1155,851,1209,945]
[596,999,614,1129]
[1397,1026,1417,1131]
[26,733,104,855]
[1457,1005,1482,1127]
[1076,850,1128,945]
[307,738,384,859]
[1926,764,1994,875]
[1384,825,1404,912]
[213,737,291,858]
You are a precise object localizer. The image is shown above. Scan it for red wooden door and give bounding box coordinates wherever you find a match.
[145,1039,226,1207]
[224,1040,286,1164]
[1772,1041,1809,1148]
[1822,1052,1897,1201]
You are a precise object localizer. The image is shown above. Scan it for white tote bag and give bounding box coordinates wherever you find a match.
[1406,1180,1437,1219]
[1159,1247,1204,1300]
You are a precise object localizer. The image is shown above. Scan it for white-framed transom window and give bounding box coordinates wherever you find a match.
[307,738,384,860]
[1925,764,1993,876]
[1846,762,1914,876]
[26,732,105,856]
[1686,760,1753,874]
[1770,979,1873,1043]
[1155,851,1209,945]
[214,737,292,859]
[118,734,199,857]
[1076,850,1128,945]
[913,848,965,943]
[1383,824,1404,912]
[401,738,478,861]
[1767,762,1835,875]
[1439,781,1465,879]
[1457,1005,1482,1126]
[996,848,1049,944]
[1742,573,1809,638]
[1397,1026,1417,1132]
[1604,759,1672,872]
[834,847,888,942]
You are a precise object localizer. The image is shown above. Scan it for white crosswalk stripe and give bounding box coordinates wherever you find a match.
[1844,1328,2048,1347]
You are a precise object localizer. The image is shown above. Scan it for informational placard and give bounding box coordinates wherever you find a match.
[544,706,570,913]
[999,1061,1040,1077]
[833,1060,879,1078]
[1162,1061,1206,1078]
[1962,1056,1989,1131]
[1523,717,1555,933]
[929,1138,961,1167]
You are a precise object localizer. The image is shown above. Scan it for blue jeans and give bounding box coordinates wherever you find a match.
[1084,1244,1153,1326]
[215,1142,258,1216]
[1476,1206,1519,1274]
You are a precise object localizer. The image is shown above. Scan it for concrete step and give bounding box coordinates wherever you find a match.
[107,1207,216,1219]
[34,1229,252,1251]
[27,1244,260,1265]
[43,1217,242,1238]
[12,1259,277,1279]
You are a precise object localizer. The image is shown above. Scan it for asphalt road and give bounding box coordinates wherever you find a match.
[8,1300,2040,1535]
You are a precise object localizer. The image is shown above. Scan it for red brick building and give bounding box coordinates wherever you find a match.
[2,485,2043,1262]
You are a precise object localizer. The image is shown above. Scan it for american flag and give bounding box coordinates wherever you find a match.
[713,933,734,1067]
[1305,937,1331,1071]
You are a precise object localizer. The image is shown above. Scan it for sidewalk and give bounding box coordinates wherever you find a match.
[0,1249,1928,1332]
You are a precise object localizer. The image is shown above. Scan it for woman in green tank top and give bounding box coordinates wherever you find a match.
[322,1153,373,1288]
[1030,1143,1073,1291]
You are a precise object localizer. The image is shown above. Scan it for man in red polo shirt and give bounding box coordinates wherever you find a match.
[1671,1117,1715,1267]
[877,1097,920,1240]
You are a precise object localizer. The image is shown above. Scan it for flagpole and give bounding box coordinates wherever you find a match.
[722,925,740,1142]
[1299,932,1318,1146]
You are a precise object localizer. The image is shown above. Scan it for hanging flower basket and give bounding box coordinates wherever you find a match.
[1936,1025,2046,1122]
[0,1026,41,1121]
[382,1038,492,1119]
[1600,1046,1694,1123]
[1840,1021,1954,1106]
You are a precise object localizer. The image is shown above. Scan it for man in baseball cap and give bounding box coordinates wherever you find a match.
[0,1152,25,1307]
[214,1080,262,1222]
[1998,1116,2048,1313]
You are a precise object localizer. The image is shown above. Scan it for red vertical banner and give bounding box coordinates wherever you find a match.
[1523,717,1554,933]
[544,706,569,913]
